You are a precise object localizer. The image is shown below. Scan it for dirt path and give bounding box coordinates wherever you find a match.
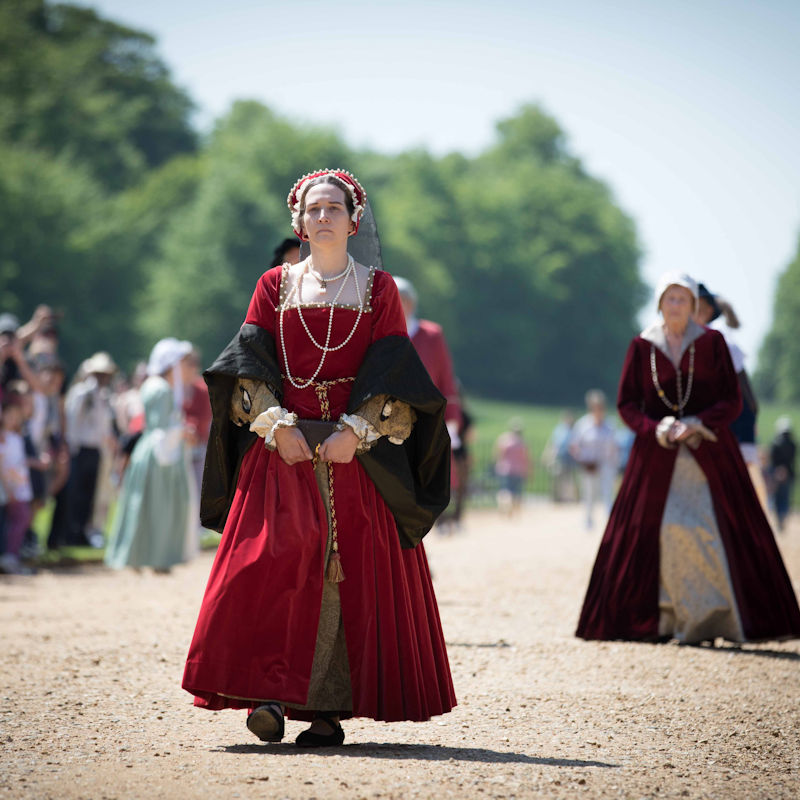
[2,503,799,799]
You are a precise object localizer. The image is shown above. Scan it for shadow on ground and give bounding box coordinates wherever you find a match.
[215,741,619,768]
[622,639,800,662]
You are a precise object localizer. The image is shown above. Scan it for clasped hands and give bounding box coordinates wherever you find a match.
[666,419,717,450]
[273,425,359,466]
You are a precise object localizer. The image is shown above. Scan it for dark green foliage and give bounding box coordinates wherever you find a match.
[0,0,196,190]
[756,233,800,402]
[1,4,645,400]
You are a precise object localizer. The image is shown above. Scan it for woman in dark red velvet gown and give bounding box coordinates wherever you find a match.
[183,170,455,746]
[577,273,800,644]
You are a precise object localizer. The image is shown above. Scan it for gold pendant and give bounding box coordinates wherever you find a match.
[319,280,327,292]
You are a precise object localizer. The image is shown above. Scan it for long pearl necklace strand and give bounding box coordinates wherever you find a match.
[280,255,365,390]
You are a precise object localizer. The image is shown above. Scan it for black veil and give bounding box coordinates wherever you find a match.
[300,199,384,270]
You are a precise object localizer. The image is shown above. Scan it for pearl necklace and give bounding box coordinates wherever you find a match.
[651,341,695,417]
[308,255,352,292]
[279,258,365,390]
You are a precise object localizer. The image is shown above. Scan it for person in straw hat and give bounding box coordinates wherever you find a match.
[48,351,117,549]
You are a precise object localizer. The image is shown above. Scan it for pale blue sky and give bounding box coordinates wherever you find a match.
[82,0,800,366]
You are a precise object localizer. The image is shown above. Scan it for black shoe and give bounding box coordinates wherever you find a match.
[295,715,345,748]
[246,703,284,742]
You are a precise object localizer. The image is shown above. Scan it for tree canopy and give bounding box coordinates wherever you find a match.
[755,232,800,402]
[2,2,647,404]
[0,0,196,190]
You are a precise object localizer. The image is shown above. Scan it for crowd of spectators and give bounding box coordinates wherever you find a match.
[0,306,210,574]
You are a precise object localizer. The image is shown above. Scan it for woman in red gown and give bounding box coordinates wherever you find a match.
[577,273,800,644]
[183,170,456,746]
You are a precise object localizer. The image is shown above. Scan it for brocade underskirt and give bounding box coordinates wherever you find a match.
[658,446,744,643]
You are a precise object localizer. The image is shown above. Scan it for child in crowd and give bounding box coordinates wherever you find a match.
[0,396,34,574]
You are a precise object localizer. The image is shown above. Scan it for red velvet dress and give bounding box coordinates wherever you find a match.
[183,267,456,721]
[577,326,800,642]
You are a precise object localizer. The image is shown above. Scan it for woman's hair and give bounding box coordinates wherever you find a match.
[295,175,356,235]
[269,237,300,268]
[716,299,741,329]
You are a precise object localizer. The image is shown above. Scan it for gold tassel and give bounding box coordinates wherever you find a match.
[326,551,345,583]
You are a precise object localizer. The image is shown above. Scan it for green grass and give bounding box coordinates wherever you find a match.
[29,496,221,566]
[464,394,800,500]
[464,396,566,497]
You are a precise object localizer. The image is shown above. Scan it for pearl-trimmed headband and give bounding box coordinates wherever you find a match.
[287,169,367,237]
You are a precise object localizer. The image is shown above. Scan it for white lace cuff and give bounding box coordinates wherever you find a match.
[337,413,382,452]
[656,416,677,449]
[250,406,298,449]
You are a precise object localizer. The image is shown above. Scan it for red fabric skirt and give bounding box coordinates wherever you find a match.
[182,441,456,722]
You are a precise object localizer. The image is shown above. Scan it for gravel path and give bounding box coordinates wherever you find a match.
[2,503,798,799]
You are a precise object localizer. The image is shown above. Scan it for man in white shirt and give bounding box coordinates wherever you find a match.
[570,389,619,529]
[50,352,117,548]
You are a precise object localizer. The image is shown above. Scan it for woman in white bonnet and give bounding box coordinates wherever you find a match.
[104,338,195,573]
[577,272,800,644]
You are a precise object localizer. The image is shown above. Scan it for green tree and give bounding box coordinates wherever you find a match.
[142,102,644,402]
[756,232,800,402]
[0,141,108,366]
[374,105,644,403]
[0,0,196,190]
[138,102,352,362]
[0,143,204,373]
[0,0,645,404]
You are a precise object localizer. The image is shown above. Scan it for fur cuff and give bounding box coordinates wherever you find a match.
[250,406,298,449]
[231,378,279,427]
[352,394,417,445]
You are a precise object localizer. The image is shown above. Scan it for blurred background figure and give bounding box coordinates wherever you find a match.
[49,351,117,549]
[569,389,619,529]
[695,283,768,511]
[439,384,474,532]
[109,363,147,488]
[6,379,49,563]
[0,313,46,398]
[182,348,211,506]
[17,305,62,359]
[769,417,796,533]
[0,395,34,574]
[393,276,461,430]
[578,272,800,644]
[542,410,577,502]
[269,236,301,268]
[394,276,464,522]
[450,386,473,527]
[114,362,148,437]
[28,354,67,494]
[105,338,196,573]
[494,418,531,516]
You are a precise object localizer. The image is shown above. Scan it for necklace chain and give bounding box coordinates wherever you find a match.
[651,341,695,417]
[308,256,350,290]
[279,256,364,390]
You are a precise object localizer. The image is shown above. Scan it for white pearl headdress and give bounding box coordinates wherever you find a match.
[287,169,367,236]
